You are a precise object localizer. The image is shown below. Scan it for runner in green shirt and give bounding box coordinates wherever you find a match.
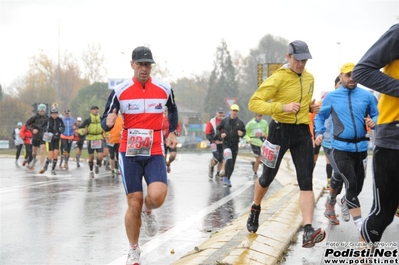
[244,113,269,177]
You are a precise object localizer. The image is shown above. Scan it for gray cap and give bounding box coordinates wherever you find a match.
[288,40,312,60]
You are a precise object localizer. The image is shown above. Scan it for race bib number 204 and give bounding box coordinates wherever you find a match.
[126,129,153,157]
[260,140,281,168]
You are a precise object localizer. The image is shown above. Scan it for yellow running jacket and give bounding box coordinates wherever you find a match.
[248,64,314,124]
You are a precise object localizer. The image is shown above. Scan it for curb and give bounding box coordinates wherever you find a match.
[173,155,324,265]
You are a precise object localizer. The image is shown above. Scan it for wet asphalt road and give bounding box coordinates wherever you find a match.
[1,151,277,265]
[4,152,396,265]
[282,156,399,265]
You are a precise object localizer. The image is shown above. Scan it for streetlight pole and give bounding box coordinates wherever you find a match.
[57,20,61,105]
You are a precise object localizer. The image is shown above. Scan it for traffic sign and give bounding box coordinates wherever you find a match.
[224,98,238,109]
[268,63,283,76]
[108,78,128,90]
[188,124,203,132]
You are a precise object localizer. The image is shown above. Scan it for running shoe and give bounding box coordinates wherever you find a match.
[22,160,27,166]
[223,177,229,186]
[63,162,68,170]
[111,170,115,178]
[30,158,37,168]
[126,247,141,265]
[76,160,80,167]
[89,171,95,178]
[105,165,111,171]
[51,170,56,175]
[302,227,326,248]
[167,165,171,173]
[324,200,340,225]
[247,204,261,233]
[15,160,18,166]
[94,164,99,174]
[338,196,351,222]
[219,170,225,177]
[253,172,258,178]
[141,211,158,237]
[208,164,214,178]
[39,163,49,174]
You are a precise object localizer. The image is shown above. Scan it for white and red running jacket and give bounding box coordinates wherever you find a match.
[101,76,178,155]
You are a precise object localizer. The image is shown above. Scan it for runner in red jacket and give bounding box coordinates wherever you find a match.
[19,124,33,167]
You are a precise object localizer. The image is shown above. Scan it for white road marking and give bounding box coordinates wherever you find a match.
[108,181,254,265]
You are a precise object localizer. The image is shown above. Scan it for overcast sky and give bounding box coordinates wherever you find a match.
[1,0,398,97]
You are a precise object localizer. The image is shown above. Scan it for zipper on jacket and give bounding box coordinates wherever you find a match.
[296,76,303,124]
[348,89,359,152]
[141,82,146,119]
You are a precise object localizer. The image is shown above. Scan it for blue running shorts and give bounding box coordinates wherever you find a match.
[119,153,167,194]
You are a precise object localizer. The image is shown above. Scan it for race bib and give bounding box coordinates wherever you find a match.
[42,132,53,143]
[210,143,217,152]
[223,148,232,160]
[107,143,115,147]
[260,140,280,168]
[90,140,102,149]
[254,128,263,138]
[126,129,153,157]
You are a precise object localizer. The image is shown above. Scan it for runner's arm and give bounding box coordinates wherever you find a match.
[166,89,178,133]
[101,90,120,131]
[352,24,399,96]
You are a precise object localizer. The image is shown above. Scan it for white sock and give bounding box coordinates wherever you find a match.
[142,204,151,214]
[130,243,139,250]
[354,218,363,231]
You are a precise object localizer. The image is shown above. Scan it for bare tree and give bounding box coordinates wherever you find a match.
[204,39,239,117]
[81,42,107,83]
[238,34,288,122]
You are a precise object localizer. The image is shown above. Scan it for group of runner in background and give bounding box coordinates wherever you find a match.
[13,104,120,177]
[13,103,184,178]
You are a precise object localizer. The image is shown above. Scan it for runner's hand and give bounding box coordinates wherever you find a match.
[283,102,301,113]
[364,115,375,128]
[106,109,117,128]
[310,99,321,114]
[315,135,323,146]
[167,132,177,148]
